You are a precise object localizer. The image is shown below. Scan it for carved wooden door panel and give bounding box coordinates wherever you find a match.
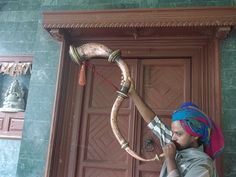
[75,58,191,177]
[75,59,137,177]
[136,59,191,177]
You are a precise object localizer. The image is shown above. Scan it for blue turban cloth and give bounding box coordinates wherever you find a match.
[172,102,224,159]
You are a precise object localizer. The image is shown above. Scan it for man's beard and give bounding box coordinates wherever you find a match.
[172,141,190,151]
[172,141,181,150]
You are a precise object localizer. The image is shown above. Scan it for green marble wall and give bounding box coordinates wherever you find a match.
[221,30,236,177]
[0,140,21,177]
[0,1,59,177]
[0,0,235,177]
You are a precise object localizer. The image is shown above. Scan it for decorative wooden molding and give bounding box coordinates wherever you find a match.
[215,26,232,39]
[43,7,236,41]
[43,7,236,29]
[0,112,24,139]
[49,29,65,42]
[0,56,32,62]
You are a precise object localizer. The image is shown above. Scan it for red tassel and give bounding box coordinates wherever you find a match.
[79,63,86,86]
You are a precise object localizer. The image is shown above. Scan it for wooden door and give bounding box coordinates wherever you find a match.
[136,59,190,177]
[75,58,191,177]
[75,59,136,177]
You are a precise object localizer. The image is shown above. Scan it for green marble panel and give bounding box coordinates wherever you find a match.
[22,120,51,140]
[33,51,59,70]
[0,140,21,177]
[222,109,236,130]
[222,69,236,89]
[26,83,56,104]
[224,152,236,176]
[223,130,236,152]
[222,88,236,109]
[19,138,49,161]
[221,51,236,69]
[16,158,45,177]
[24,101,53,121]
[29,68,57,85]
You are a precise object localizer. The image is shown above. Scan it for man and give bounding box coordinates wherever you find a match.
[128,79,224,177]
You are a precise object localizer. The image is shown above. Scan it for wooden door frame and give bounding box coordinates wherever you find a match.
[42,7,236,177]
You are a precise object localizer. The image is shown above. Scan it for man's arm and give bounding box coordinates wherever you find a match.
[129,87,156,123]
[128,78,172,146]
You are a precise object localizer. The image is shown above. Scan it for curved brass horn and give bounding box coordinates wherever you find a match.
[69,43,160,161]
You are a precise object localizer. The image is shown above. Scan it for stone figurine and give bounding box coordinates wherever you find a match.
[0,79,25,112]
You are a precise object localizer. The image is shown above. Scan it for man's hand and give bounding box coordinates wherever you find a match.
[128,77,135,95]
[162,142,178,174]
[162,142,177,160]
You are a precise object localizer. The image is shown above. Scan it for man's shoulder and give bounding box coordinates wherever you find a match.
[177,148,215,176]
[178,147,213,164]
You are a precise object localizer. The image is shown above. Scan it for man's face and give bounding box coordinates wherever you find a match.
[171,120,197,150]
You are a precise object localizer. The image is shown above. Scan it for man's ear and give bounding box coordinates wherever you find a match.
[191,136,199,142]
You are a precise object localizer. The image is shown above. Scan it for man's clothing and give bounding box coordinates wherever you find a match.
[160,147,217,177]
[148,116,218,177]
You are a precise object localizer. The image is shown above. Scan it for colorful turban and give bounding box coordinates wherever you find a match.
[172,102,224,159]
